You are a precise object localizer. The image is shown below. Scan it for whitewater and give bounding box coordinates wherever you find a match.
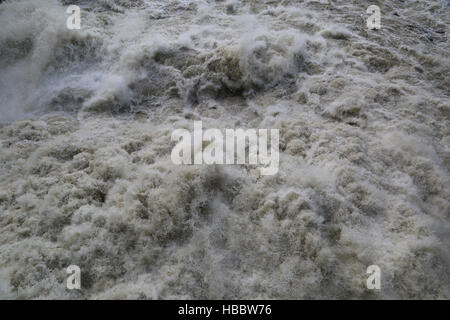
[0,0,448,299]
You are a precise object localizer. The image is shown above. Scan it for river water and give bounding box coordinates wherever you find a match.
[0,0,448,299]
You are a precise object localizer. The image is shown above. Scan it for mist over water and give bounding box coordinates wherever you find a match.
[0,0,449,299]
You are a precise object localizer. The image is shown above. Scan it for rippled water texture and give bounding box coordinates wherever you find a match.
[0,0,449,299]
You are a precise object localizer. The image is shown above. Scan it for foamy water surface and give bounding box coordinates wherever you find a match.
[0,0,449,299]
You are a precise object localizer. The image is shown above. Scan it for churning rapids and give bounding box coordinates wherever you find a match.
[0,0,449,299]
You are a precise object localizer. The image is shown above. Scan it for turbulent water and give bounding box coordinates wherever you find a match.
[0,0,449,299]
